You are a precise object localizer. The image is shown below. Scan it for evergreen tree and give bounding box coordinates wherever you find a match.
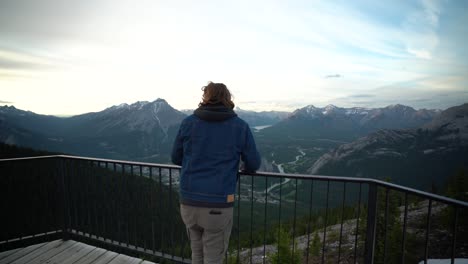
[441,168,468,257]
[225,251,238,264]
[309,231,321,257]
[268,228,302,264]
[374,189,403,264]
[445,168,468,202]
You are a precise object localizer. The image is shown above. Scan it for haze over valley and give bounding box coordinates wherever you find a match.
[1,99,467,194]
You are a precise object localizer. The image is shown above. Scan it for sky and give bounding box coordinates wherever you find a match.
[0,0,468,116]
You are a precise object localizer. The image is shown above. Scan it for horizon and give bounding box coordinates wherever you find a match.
[1,0,468,115]
[1,97,458,118]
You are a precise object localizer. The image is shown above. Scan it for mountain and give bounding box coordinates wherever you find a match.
[255,104,440,172]
[308,103,468,190]
[0,101,446,175]
[63,99,184,137]
[181,107,289,127]
[0,106,65,150]
[0,99,186,162]
[0,118,52,150]
[234,107,289,127]
[262,104,439,141]
[0,105,65,136]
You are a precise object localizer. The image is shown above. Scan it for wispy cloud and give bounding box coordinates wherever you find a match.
[0,100,13,104]
[348,94,375,98]
[0,0,466,115]
[0,69,39,80]
[0,48,67,73]
[422,0,442,27]
[403,0,442,59]
[325,74,342,78]
[238,101,257,104]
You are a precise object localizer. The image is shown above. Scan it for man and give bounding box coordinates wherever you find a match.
[171,82,261,264]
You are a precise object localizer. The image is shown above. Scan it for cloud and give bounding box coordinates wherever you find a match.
[0,100,13,104]
[348,94,375,98]
[0,48,64,71]
[239,101,257,104]
[350,101,374,106]
[0,69,38,80]
[408,98,432,102]
[421,0,441,27]
[0,1,98,45]
[0,0,465,115]
[325,74,342,78]
[403,0,442,59]
[332,93,378,108]
[0,58,44,70]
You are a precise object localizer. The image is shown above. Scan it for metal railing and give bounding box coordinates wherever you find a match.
[0,155,467,264]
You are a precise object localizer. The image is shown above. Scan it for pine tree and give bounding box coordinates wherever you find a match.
[309,231,321,257]
[374,188,403,264]
[268,228,302,264]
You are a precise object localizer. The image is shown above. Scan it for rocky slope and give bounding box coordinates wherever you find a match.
[234,200,456,264]
[308,103,468,190]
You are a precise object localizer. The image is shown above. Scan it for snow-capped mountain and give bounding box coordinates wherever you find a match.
[64,99,185,137]
[0,99,186,162]
[307,103,468,190]
[291,104,437,127]
[262,104,439,141]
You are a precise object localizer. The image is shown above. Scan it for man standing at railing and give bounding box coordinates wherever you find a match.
[172,81,261,264]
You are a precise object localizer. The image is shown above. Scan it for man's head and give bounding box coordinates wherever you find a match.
[199,82,235,109]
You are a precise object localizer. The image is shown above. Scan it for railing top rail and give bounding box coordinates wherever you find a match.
[371,178,468,208]
[0,155,181,169]
[1,155,467,208]
[0,155,61,162]
[245,171,468,208]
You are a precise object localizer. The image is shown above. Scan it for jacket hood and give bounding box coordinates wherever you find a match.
[194,104,237,122]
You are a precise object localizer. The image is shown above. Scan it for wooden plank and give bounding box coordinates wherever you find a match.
[2,240,156,264]
[36,242,81,264]
[10,240,63,264]
[107,254,141,264]
[42,241,94,264]
[60,242,97,264]
[0,242,47,264]
[0,248,23,261]
[18,240,76,264]
[87,250,118,264]
[27,240,76,264]
[71,247,107,264]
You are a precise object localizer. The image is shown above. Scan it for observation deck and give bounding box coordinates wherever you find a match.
[1,155,467,263]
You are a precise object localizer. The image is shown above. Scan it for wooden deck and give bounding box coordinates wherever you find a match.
[0,240,157,264]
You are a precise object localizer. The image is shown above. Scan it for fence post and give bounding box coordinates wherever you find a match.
[59,157,70,240]
[365,182,378,264]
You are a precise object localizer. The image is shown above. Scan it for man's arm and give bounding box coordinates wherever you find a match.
[241,125,261,172]
[171,124,184,166]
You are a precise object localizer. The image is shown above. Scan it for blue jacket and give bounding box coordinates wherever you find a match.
[171,104,261,207]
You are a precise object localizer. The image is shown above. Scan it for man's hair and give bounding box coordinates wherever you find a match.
[199,82,235,109]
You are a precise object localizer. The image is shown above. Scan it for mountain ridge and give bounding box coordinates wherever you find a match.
[0,99,186,162]
[0,100,451,170]
[307,103,468,190]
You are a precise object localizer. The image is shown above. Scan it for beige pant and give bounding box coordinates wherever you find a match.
[180,204,233,264]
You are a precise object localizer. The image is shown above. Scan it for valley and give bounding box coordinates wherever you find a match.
[1,100,467,195]
[2,101,467,262]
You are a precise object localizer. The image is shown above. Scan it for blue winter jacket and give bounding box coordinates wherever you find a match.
[171,104,261,207]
